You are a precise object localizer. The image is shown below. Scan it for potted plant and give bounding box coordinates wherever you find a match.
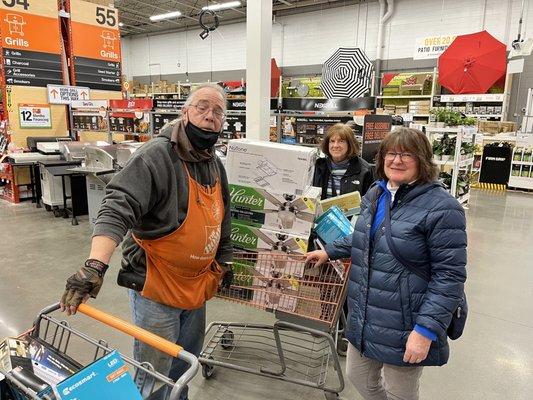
[441,134,455,162]
[444,110,463,127]
[436,109,447,128]
[433,141,443,160]
[462,116,477,126]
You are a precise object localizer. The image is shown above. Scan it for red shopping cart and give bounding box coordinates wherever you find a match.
[1,303,199,400]
[199,251,350,400]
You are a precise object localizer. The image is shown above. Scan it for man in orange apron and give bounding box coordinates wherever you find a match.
[59,83,233,400]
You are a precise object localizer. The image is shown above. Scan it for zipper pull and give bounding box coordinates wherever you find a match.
[457,306,461,318]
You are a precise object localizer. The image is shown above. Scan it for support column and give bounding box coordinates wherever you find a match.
[246,1,272,141]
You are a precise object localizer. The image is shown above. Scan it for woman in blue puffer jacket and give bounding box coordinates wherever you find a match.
[307,128,467,400]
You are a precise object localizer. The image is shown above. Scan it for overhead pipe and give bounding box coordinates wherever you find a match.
[374,0,394,95]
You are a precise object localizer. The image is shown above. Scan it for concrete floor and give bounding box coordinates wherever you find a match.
[0,189,532,399]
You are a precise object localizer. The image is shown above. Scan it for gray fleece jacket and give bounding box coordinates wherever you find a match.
[93,120,232,292]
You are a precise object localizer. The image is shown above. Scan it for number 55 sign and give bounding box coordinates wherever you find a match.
[18,104,52,128]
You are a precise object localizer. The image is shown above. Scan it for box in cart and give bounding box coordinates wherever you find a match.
[28,337,82,386]
[226,139,317,195]
[5,366,57,400]
[251,260,304,312]
[55,350,142,400]
[231,222,309,255]
[0,338,32,375]
[314,206,354,244]
[230,184,321,236]
[319,191,361,217]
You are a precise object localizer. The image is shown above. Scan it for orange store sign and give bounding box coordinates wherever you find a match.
[71,22,121,62]
[0,10,61,54]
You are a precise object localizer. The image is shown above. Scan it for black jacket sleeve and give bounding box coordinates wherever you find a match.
[215,157,233,264]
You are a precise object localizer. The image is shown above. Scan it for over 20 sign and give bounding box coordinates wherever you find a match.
[18,104,52,128]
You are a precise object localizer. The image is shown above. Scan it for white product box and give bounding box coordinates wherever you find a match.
[251,261,304,312]
[226,139,318,195]
[230,184,321,236]
[231,222,309,255]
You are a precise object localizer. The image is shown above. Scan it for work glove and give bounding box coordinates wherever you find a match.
[219,262,234,290]
[60,259,108,314]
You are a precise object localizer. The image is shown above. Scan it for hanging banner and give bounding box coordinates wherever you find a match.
[69,0,122,91]
[18,104,52,128]
[0,0,63,87]
[413,35,458,60]
[282,97,375,112]
[361,115,392,163]
[109,99,153,110]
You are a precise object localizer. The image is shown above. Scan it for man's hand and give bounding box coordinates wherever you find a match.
[219,262,234,290]
[60,259,108,315]
[403,330,432,364]
[305,250,329,267]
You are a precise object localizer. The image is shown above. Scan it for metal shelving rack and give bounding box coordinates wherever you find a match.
[425,125,478,205]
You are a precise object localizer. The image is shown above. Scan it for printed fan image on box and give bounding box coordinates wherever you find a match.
[230,184,320,236]
[250,253,305,312]
[226,139,317,195]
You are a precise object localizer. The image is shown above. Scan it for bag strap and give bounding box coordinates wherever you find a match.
[384,202,431,282]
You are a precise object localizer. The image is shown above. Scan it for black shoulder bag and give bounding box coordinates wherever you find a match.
[384,203,467,340]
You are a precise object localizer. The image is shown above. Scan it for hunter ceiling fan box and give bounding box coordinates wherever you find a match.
[230,222,309,255]
[229,184,321,236]
[226,139,318,195]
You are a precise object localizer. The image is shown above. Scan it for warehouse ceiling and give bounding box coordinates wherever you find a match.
[116,0,361,37]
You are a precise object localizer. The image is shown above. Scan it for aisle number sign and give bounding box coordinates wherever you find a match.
[69,0,121,91]
[18,104,52,128]
[413,35,458,60]
[0,0,63,87]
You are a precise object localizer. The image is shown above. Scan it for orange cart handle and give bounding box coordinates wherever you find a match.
[77,303,183,358]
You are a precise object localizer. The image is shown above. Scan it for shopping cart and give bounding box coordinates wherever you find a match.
[1,303,199,400]
[199,251,350,400]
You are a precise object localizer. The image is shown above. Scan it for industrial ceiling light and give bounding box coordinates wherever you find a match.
[202,1,241,11]
[150,11,182,22]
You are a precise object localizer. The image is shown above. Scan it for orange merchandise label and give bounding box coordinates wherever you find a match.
[106,365,128,382]
[71,21,121,62]
[0,10,61,54]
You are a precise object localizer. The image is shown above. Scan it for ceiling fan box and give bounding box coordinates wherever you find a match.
[230,184,321,236]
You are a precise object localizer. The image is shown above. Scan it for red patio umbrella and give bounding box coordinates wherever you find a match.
[438,30,506,94]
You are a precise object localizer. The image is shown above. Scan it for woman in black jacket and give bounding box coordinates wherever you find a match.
[313,123,374,200]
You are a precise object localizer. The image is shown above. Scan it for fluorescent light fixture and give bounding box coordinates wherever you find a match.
[202,1,241,11]
[150,11,182,22]
[119,22,124,27]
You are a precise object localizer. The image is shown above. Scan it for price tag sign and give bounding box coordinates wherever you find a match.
[18,104,52,128]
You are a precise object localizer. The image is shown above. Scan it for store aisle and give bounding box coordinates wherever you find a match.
[0,190,532,400]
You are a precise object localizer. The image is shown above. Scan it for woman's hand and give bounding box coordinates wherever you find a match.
[305,250,329,267]
[403,330,432,364]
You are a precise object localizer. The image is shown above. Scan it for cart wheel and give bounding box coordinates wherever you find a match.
[324,392,340,400]
[44,204,52,212]
[201,362,215,379]
[221,330,234,350]
[53,209,61,217]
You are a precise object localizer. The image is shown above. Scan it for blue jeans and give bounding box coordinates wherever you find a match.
[129,290,206,400]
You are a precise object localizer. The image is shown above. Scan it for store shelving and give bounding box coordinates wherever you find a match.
[425,125,477,204]
[509,145,533,190]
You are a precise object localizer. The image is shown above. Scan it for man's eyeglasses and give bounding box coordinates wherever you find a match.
[190,101,226,120]
[384,151,415,162]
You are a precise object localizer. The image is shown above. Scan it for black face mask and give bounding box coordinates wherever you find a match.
[185,122,220,150]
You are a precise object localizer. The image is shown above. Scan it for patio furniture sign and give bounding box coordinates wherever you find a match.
[413,35,458,60]
[0,0,63,87]
[68,0,122,91]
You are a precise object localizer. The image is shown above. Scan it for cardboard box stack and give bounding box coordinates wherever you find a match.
[225,139,320,312]
[408,100,431,115]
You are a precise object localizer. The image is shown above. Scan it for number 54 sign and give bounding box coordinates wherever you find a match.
[18,104,52,128]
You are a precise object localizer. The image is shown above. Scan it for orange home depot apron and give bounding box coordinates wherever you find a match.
[133,163,224,310]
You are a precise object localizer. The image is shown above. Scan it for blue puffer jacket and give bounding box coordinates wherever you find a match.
[326,181,467,366]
